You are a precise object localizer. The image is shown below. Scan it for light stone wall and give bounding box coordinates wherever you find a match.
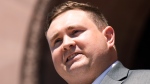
[0,0,37,84]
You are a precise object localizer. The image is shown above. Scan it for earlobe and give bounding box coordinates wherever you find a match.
[102,26,115,47]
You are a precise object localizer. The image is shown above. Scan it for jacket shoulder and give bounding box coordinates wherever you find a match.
[123,70,150,84]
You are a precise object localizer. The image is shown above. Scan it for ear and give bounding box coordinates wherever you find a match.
[102,26,115,48]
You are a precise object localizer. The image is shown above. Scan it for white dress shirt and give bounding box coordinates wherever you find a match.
[92,61,118,84]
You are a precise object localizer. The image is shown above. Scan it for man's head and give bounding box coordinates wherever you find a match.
[46,1,117,84]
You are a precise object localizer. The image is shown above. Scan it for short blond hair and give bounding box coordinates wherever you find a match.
[46,1,108,31]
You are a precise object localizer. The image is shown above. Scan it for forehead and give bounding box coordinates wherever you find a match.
[51,10,90,27]
[46,10,95,38]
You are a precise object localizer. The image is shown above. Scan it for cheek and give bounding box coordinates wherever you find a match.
[51,49,63,65]
[78,31,100,46]
[82,32,107,53]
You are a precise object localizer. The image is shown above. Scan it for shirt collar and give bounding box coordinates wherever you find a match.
[92,61,119,84]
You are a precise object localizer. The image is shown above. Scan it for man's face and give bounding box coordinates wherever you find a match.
[46,10,114,82]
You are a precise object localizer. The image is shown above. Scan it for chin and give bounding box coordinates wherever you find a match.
[66,60,90,75]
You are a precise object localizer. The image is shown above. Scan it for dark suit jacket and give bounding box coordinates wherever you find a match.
[101,61,150,84]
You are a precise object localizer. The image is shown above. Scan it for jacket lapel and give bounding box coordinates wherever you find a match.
[101,61,129,84]
[100,75,123,84]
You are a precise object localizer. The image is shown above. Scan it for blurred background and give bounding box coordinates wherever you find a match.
[0,0,150,84]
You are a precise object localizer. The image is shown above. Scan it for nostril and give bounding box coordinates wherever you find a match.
[69,44,74,47]
[63,47,67,51]
[63,44,75,51]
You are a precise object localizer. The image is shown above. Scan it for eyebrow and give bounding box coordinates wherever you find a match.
[50,32,59,42]
[68,25,86,30]
[67,26,75,30]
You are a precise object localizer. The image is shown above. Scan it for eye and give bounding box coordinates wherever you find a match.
[54,38,62,47]
[55,38,62,44]
[72,30,82,36]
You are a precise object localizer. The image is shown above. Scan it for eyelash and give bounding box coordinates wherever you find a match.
[54,38,62,44]
[72,30,80,36]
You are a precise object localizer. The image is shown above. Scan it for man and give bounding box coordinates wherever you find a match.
[45,1,150,84]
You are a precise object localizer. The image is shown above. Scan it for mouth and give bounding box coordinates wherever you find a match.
[66,53,81,63]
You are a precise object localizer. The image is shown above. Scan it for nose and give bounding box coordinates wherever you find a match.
[62,36,75,51]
